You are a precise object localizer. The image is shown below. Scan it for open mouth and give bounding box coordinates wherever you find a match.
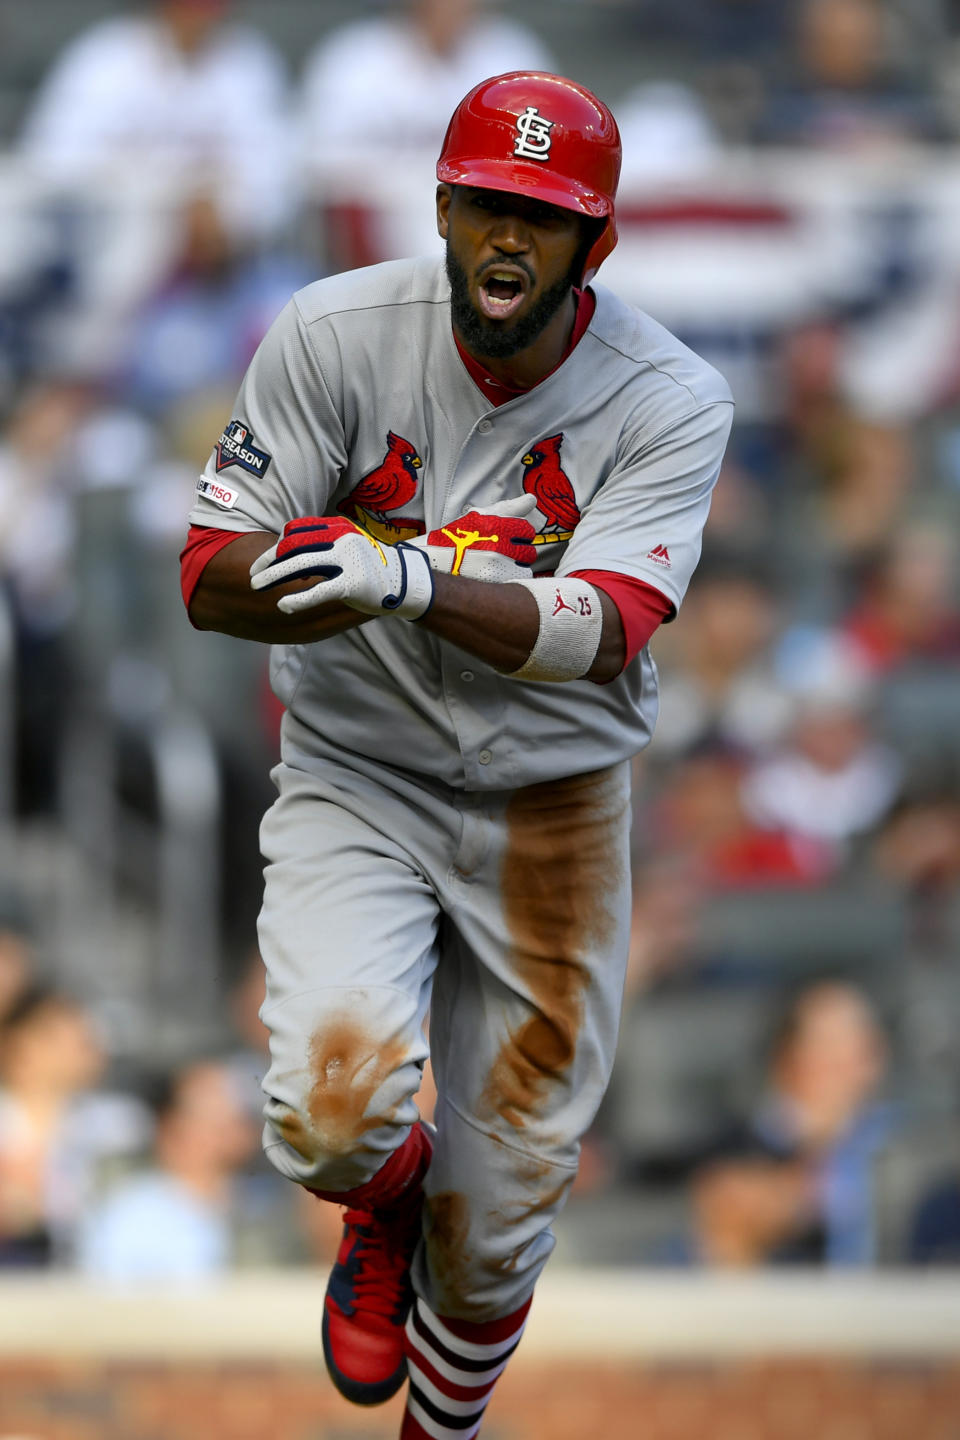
[477,267,529,321]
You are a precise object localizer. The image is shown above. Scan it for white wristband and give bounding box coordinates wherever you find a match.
[390,543,436,620]
[507,578,603,683]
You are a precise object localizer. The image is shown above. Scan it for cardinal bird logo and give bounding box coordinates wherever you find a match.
[521,433,580,544]
[339,430,425,543]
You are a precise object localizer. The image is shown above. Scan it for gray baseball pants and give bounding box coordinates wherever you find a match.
[257,745,632,1320]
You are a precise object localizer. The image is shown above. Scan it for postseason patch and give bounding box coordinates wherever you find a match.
[215,420,272,479]
[196,475,239,510]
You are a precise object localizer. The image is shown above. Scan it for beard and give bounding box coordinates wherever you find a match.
[445,242,577,360]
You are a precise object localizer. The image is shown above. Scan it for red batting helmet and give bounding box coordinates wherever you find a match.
[437,72,621,283]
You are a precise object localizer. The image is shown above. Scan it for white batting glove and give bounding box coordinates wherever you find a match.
[408,495,541,581]
[250,516,434,620]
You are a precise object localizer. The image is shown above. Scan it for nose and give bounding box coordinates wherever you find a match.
[489,213,531,254]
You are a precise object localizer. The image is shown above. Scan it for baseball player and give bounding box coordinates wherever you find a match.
[181,73,732,1440]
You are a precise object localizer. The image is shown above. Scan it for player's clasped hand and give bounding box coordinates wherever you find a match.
[250,499,540,621]
[249,515,435,620]
[409,494,540,580]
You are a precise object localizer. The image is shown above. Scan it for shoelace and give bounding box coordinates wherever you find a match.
[343,1204,420,1321]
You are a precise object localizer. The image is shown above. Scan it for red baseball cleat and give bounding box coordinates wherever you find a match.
[321,1127,432,1406]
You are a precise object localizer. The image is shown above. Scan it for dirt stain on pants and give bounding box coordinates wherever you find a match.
[276,1017,407,1162]
[423,1190,473,1302]
[482,767,628,1132]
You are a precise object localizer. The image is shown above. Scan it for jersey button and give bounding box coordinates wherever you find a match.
[477,419,493,434]
[478,748,492,765]
[460,670,474,682]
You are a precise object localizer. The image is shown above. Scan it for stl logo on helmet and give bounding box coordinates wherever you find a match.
[513,106,554,161]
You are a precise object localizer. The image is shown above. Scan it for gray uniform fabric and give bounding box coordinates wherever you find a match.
[189,257,733,789]
[189,256,732,1318]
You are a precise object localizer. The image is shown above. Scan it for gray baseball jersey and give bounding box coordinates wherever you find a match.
[189,255,733,791]
[189,254,732,1321]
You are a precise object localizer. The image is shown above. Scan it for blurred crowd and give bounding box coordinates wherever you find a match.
[1,0,960,1276]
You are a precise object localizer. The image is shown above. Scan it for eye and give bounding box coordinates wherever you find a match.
[533,204,577,230]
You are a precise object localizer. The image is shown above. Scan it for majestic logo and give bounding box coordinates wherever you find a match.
[647,543,672,568]
[520,433,580,546]
[338,430,426,545]
[215,420,271,479]
[513,106,555,161]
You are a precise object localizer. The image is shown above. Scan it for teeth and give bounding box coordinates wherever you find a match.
[489,271,519,283]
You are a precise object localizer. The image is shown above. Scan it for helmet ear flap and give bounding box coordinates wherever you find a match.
[575,216,611,286]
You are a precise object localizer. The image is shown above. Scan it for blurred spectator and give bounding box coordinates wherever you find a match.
[841,525,960,674]
[625,854,703,996]
[0,381,87,636]
[652,555,792,762]
[0,230,75,408]
[756,0,947,149]
[301,0,552,161]
[0,380,167,811]
[114,192,311,418]
[0,986,150,1265]
[689,980,894,1265]
[616,0,792,142]
[627,0,791,64]
[616,82,720,182]
[778,323,918,579]
[742,629,901,861]
[0,911,33,1026]
[0,382,89,812]
[819,418,915,563]
[19,0,294,244]
[871,786,960,968]
[626,735,835,998]
[647,742,835,893]
[300,0,553,269]
[77,1058,257,1280]
[873,790,960,897]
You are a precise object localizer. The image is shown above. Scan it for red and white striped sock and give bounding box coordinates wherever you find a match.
[400,1296,532,1439]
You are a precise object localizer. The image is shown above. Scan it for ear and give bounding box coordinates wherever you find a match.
[436,184,452,240]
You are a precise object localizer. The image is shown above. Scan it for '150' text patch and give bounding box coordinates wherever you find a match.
[215,420,272,478]
[196,476,239,510]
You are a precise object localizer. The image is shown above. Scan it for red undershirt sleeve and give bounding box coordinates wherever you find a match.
[180,524,251,622]
[571,568,674,673]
